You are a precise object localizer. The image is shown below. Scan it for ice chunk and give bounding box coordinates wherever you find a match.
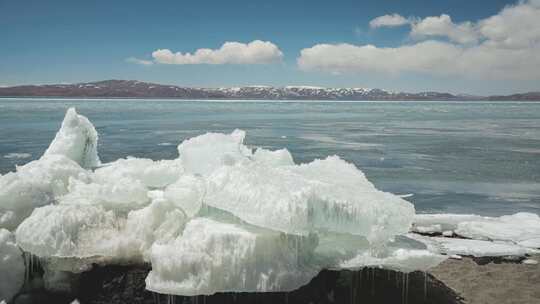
[411,224,442,235]
[413,213,486,232]
[252,148,294,166]
[0,155,90,230]
[177,129,251,176]
[442,230,454,237]
[455,212,540,247]
[0,229,25,302]
[162,175,205,217]
[125,195,188,260]
[407,233,533,257]
[145,218,319,296]
[340,249,447,273]
[414,213,540,249]
[15,204,128,261]
[518,238,540,248]
[206,156,414,243]
[43,108,100,168]
[95,157,183,188]
[522,259,538,265]
[17,194,189,267]
[435,237,533,257]
[59,176,151,212]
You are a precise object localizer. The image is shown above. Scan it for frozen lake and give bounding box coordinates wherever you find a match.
[1,98,539,216]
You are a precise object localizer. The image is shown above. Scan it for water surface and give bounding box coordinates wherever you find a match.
[1,98,539,216]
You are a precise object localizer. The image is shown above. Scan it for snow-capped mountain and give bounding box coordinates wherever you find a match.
[0,80,537,101]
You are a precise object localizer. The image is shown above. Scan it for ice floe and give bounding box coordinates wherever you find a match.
[3,153,31,159]
[407,234,535,257]
[413,213,540,249]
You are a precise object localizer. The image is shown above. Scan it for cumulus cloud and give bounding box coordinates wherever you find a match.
[125,57,154,66]
[151,40,283,65]
[478,0,540,49]
[410,14,478,44]
[369,14,410,28]
[299,0,540,80]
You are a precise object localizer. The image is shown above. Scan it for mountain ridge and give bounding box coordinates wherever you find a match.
[0,80,538,101]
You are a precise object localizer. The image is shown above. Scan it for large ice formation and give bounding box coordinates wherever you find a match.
[4,107,540,297]
[0,229,24,302]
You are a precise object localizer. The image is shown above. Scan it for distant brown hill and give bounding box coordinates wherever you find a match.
[0,80,538,101]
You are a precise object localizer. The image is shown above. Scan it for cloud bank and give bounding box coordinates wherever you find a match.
[299,0,540,80]
[152,40,283,65]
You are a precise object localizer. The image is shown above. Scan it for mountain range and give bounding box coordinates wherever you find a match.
[0,80,538,101]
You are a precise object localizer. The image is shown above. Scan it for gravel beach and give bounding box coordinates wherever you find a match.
[430,255,540,304]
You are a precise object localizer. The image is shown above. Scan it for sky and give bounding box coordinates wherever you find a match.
[1,0,539,95]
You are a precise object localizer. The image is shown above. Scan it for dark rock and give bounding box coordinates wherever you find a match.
[30,264,464,304]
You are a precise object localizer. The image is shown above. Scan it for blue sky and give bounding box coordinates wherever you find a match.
[1,0,539,94]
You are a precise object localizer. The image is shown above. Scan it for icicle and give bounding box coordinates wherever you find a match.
[371,268,375,296]
[350,271,356,304]
[405,273,409,304]
[401,273,405,304]
[424,271,428,301]
[358,268,362,290]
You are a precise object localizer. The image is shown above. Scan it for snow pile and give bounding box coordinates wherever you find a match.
[0,229,24,302]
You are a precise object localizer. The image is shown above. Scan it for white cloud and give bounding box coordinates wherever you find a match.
[299,0,540,81]
[126,57,154,66]
[369,14,410,28]
[478,0,540,49]
[152,40,283,65]
[410,14,479,44]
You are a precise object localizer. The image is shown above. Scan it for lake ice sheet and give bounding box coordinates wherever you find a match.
[1,108,540,300]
